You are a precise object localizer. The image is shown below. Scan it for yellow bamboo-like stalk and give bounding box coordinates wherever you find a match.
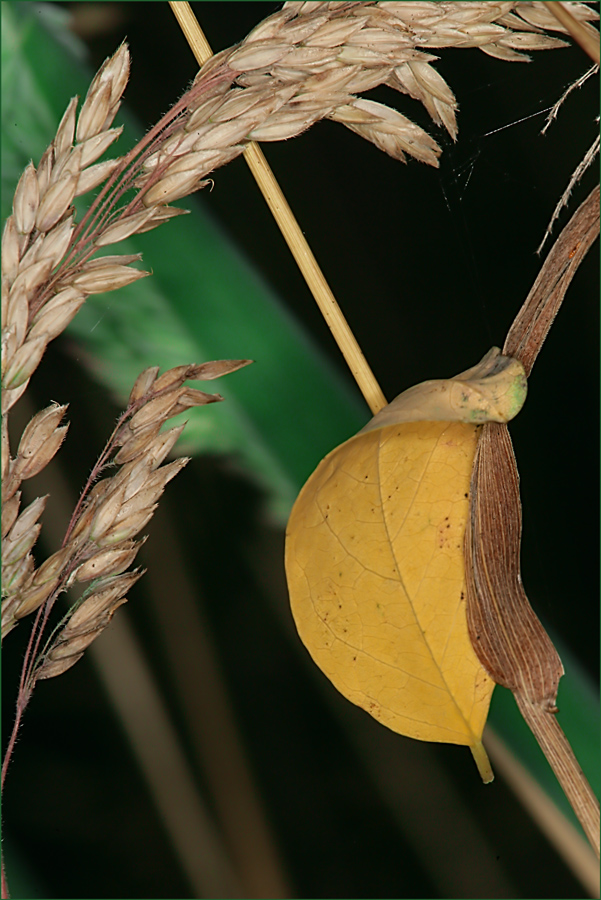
[168,0,388,416]
[542,1,600,64]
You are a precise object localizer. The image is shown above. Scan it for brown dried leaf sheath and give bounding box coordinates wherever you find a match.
[465,187,600,854]
[465,187,600,702]
[465,423,563,706]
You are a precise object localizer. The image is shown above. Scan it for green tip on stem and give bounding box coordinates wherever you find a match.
[471,740,495,784]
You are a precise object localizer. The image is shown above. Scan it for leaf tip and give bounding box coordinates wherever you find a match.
[471,740,494,784]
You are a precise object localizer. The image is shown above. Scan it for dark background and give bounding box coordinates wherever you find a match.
[3,3,599,899]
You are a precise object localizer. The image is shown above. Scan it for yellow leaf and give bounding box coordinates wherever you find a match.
[285,348,527,781]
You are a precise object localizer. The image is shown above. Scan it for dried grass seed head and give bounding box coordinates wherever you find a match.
[70,262,149,294]
[3,556,35,606]
[76,42,130,142]
[3,336,49,392]
[138,0,584,194]
[35,569,144,679]
[2,521,43,569]
[14,577,61,621]
[74,540,143,583]
[2,495,48,554]
[13,163,40,237]
[1,490,23,539]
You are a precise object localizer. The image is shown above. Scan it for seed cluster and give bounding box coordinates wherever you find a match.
[138,0,597,201]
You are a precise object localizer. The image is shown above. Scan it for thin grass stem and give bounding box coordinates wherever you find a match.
[168,0,388,415]
[515,696,600,858]
[542,1,600,63]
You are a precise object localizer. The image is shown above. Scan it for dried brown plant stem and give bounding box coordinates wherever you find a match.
[542,1,600,63]
[483,727,600,897]
[466,187,600,857]
[169,0,388,415]
[515,693,600,859]
[468,424,600,857]
[504,186,600,374]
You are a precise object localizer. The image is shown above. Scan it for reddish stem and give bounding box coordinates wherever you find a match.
[29,66,234,321]
[2,399,141,792]
[2,857,10,899]
[61,407,131,548]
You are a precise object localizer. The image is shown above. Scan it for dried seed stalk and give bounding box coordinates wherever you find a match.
[1,359,251,805]
[505,186,600,376]
[1,360,251,645]
[141,0,594,200]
